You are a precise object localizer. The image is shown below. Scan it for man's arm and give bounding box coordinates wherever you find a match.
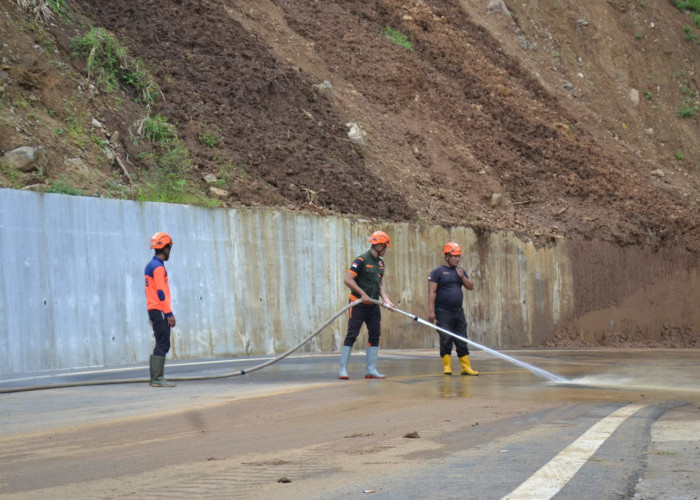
[456,267,474,291]
[344,270,371,303]
[153,267,176,327]
[427,281,438,322]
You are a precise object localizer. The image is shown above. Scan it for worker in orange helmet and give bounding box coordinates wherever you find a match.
[144,232,177,387]
[338,230,395,380]
[427,242,478,376]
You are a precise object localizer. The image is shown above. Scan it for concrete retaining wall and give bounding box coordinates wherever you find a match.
[1,188,575,374]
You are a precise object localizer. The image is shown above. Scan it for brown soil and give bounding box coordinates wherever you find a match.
[2,0,699,248]
[544,322,699,348]
[1,1,699,348]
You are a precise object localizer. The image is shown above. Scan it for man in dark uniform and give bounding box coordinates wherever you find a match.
[145,232,177,387]
[338,231,395,379]
[427,242,478,376]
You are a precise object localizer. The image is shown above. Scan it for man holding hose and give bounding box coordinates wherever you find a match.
[338,231,395,380]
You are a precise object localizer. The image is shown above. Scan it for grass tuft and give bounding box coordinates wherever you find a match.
[70,27,162,103]
[15,0,68,23]
[674,0,700,12]
[383,26,414,51]
[677,97,699,117]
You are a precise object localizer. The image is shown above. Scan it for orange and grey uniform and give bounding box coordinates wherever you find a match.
[343,250,385,348]
[145,256,173,356]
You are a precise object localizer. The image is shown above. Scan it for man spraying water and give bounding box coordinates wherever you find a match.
[338,231,395,380]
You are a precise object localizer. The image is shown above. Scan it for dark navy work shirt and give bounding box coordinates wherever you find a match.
[428,265,468,311]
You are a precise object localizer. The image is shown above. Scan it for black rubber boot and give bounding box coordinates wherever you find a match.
[150,355,176,387]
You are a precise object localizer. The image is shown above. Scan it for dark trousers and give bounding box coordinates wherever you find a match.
[343,302,381,347]
[435,307,470,357]
[148,309,171,356]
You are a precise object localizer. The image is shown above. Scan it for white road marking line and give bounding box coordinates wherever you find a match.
[501,403,647,500]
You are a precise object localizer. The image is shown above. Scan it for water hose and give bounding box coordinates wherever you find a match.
[168,298,363,380]
[0,299,363,394]
[374,300,567,383]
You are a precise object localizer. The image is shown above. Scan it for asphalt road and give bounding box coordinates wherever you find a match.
[0,349,698,499]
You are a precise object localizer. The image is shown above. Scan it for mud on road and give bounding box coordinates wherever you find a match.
[1,349,698,498]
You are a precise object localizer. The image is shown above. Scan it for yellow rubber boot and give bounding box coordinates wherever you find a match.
[442,354,452,375]
[459,355,479,376]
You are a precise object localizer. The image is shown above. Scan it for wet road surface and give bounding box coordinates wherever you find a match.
[0,349,698,499]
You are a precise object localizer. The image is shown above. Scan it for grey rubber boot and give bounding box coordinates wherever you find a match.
[150,355,176,387]
[149,354,156,384]
[338,345,352,379]
[364,346,385,379]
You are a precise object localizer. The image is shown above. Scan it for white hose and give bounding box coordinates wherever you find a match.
[374,299,567,383]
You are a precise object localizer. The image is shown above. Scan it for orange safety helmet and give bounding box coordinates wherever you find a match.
[369,231,391,247]
[150,232,173,250]
[443,241,462,256]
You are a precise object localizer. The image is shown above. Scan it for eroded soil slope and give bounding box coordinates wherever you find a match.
[2,0,699,250]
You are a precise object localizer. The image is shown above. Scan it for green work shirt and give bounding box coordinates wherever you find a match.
[348,250,385,300]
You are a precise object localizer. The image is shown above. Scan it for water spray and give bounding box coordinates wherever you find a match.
[374,300,568,383]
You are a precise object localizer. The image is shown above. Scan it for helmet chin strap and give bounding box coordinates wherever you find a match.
[372,244,387,254]
[445,253,459,266]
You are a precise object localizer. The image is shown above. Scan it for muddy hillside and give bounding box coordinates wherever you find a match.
[1,0,699,251]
